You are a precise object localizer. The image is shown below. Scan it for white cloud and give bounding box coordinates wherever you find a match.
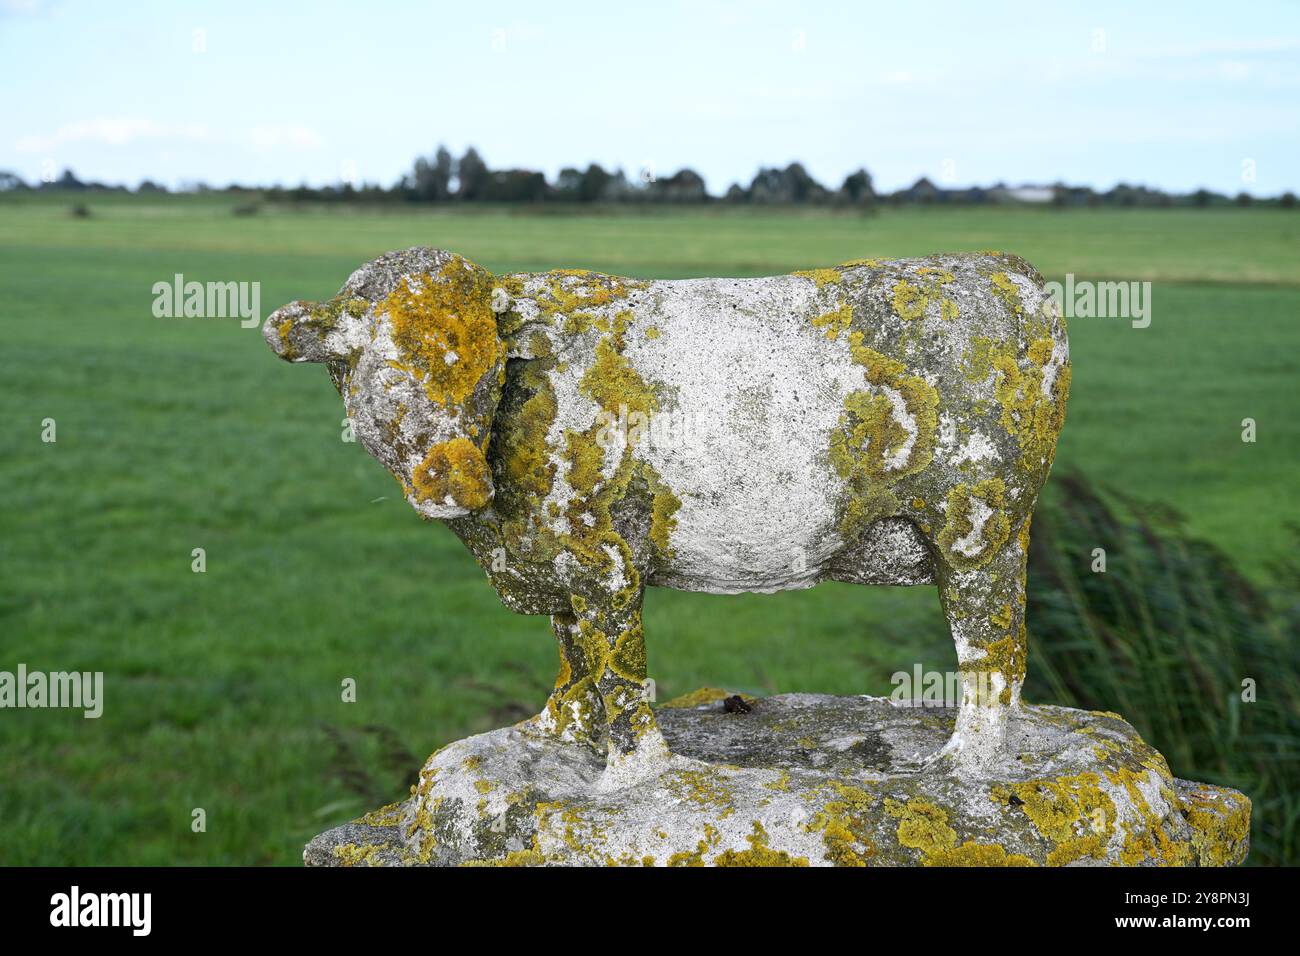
[14,117,323,153]
[247,125,323,150]
[1,0,53,15]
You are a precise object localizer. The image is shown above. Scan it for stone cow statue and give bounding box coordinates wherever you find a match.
[265,247,1069,787]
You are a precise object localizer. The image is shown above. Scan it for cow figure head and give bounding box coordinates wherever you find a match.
[264,247,506,520]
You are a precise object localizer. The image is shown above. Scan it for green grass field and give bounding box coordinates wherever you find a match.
[2,197,1297,864]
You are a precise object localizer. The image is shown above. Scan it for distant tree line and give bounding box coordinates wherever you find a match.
[2,148,1296,209]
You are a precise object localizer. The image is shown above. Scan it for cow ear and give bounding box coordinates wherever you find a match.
[264,295,367,363]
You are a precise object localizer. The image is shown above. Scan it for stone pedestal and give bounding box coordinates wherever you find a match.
[305,690,1249,867]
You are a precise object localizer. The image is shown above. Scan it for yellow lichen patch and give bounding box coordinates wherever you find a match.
[667,823,723,866]
[808,782,877,866]
[794,267,841,288]
[356,802,406,827]
[812,303,854,341]
[411,437,492,510]
[649,481,682,559]
[462,837,547,867]
[765,770,792,792]
[891,269,957,323]
[928,842,1034,866]
[500,269,646,339]
[715,822,810,867]
[1106,767,1194,866]
[609,622,648,683]
[885,797,1024,866]
[276,316,297,360]
[579,314,659,418]
[562,427,605,494]
[508,328,678,590]
[989,271,1024,315]
[1017,517,1032,553]
[665,768,735,815]
[991,772,1115,866]
[331,842,384,867]
[534,801,609,856]
[977,629,1027,703]
[1179,785,1251,867]
[989,604,1014,630]
[936,478,1012,570]
[885,797,957,855]
[892,280,928,322]
[381,259,502,407]
[964,307,1070,478]
[828,337,940,540]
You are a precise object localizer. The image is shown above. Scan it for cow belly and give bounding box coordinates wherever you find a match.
[629,277,863,593]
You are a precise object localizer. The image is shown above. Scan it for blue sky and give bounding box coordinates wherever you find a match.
[2,0,1297,194]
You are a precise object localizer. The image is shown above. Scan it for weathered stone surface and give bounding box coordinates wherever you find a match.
[266,249,1072,782]
[304,692,1249,867]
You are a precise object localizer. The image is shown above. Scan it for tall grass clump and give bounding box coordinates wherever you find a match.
[1026,472,1299,865]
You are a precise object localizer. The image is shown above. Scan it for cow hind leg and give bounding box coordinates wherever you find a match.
[934,519,1031,774]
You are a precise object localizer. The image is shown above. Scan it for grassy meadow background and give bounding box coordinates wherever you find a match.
[1,196,1297,864]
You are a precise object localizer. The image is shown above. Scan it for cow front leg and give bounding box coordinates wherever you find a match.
[568,588,670,790]
[935,521,1030,775]
[538,611,606,751]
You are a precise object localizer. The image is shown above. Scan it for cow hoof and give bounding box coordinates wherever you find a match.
[595,731,672,792]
